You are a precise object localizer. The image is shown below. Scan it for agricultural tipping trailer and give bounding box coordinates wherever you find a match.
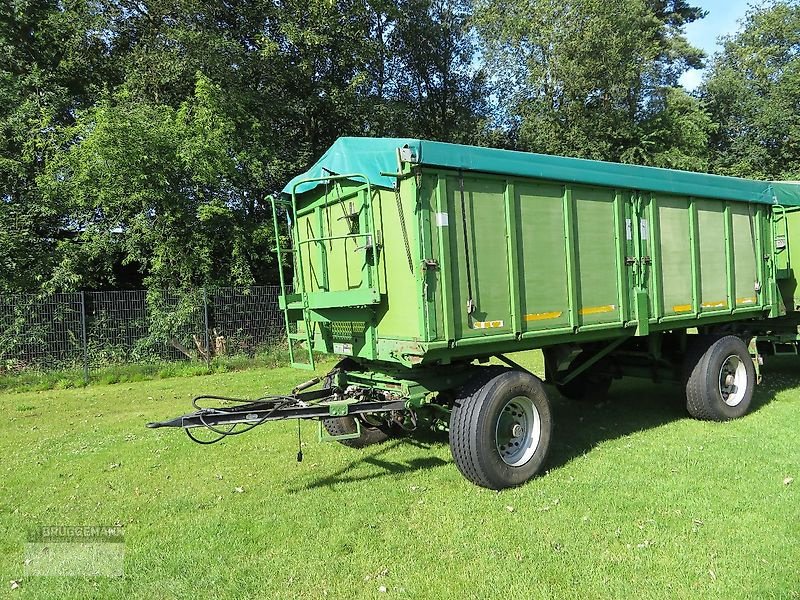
[149,137,800,489]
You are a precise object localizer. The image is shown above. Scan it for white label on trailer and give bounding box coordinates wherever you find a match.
[626,219,632,240]
[640,218,649,240]
[333,343,353,356]
[471,320,504,329]
[435,212,449,227]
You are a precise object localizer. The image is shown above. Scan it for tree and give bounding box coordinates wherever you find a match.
[2,0,492,293]
[383,0,488,143]
[703,1,800,180]
[43,74,277,289]
[0,0,110,292]
[474,0,712,167]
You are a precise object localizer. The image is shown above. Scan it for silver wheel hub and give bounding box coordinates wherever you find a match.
[719,354,748,407]
[495,395,542,467]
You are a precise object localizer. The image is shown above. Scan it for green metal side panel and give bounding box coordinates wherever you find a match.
[655,196,693,316]
[645,195,770,324]
[516,182,570,331]
[445,174,512,339]
[573,186,622,326]
[426,172,632,343]
[731,204,760,308]
[416,169,776,356]
[696,199,729,312]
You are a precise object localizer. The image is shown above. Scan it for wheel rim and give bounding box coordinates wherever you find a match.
[718,354,748,407]
[495,395,541,467]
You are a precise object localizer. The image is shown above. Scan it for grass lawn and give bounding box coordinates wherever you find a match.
[1,351,798,599]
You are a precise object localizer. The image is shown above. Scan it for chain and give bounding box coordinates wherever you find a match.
[459,171,476,315]
[395,181,415,273]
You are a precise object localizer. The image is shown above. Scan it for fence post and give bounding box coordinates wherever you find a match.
[203,287,210,371]
[80,291,89,385]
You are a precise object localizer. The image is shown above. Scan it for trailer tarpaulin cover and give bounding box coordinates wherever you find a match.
[284,137,800,207]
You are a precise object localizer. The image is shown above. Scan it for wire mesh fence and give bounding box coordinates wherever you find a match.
[0,286,287,380]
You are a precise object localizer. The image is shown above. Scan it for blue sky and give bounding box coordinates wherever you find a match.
[679,0,752,90]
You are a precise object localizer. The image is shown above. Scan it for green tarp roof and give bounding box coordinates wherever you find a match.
[283,137,800,207]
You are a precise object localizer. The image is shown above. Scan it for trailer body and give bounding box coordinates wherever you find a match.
[276,138,800,370]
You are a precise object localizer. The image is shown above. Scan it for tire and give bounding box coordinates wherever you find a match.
[685,335,755,421]
[449,368,553,490]
[321,358,391,448]
[556,352,612,402]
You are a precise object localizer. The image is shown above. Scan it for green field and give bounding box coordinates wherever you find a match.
[1,352,798,599]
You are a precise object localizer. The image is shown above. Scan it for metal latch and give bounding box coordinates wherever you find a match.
[354,235,377,252]
[337,201,359,221]
[422,259,439,270]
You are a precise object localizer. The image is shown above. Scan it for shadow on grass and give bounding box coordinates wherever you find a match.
[547,355,799,471]
[291,357,800,488]
[288,435,450,492]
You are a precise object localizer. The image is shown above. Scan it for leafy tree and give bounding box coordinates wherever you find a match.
[703,1,800,180]
[474,0,712,166]
[0,0,498,293]
[380,0,488,142]
[621,87,716,170]
[0,0,110,292]
[43,74,276,289]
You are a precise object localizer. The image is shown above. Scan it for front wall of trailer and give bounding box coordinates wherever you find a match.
[292,179,421,360]
[418,169,772,347]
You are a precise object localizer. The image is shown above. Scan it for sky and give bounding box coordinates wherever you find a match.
[678,0,752,90]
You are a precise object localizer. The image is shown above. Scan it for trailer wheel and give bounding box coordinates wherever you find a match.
[449,368,552,489]
[321,416,390,448]
[685,335,755,421]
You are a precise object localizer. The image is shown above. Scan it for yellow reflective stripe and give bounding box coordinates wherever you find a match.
[736,297,757,305]
[672,304,692,313]
[579,304,616,316]
[524,311,563,322]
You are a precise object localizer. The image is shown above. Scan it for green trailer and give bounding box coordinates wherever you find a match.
[150,138,800,489]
